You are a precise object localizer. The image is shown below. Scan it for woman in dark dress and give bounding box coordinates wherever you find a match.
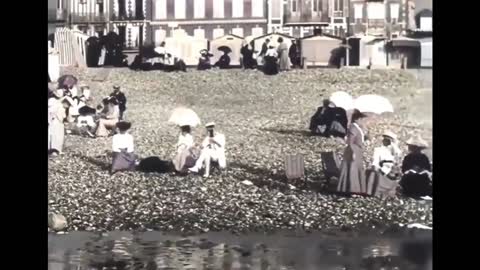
[214,52,231,69]
[289,40,301,68]
[400,136,432,198]
[337,110,369,195]
[263,46,279,75]
[197,50,212,70]
[240,42,256,69]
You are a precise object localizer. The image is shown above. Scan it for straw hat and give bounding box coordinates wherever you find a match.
[382,130,397,141]
[205,122,215,128]
[406,136,429,148]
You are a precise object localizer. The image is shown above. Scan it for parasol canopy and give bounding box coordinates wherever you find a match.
[354,94,394,114]
[168,107,201,127]
[217,46,232,54]
[329,91,354,111]
[58,75,78,89]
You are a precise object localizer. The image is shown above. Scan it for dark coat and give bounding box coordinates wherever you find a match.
[110,91,127,113]
[215,54,231,69]
[241,45,256,69]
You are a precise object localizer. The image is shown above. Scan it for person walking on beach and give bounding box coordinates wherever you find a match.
[109,86,127,120]
[277,37,290,71]
[189,122,226,178]
[337,110,369,195]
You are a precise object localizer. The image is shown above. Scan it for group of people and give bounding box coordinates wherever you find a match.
[336,109,432,199]
[48,83,128,156]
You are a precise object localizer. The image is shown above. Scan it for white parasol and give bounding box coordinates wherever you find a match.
[353,94,394,114]
[168,107,201,127]
[329,91,354,110]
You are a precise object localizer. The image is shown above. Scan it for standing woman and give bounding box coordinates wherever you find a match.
[277,37,290,71]
[48,91,72,156]
[172,125,199,173]
[337,110,369,195]
[96,97,120,137]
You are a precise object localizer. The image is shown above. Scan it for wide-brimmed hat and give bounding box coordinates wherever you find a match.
[205,122,215,128]
[382,130,397,141]
[116,121,131,131]
[113,85,121,90]
[78,106,96,116]
[406,136,429,148]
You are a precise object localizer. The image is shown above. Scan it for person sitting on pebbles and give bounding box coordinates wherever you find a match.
[173,125,200,174]
[366,131,402,198]
[95,97,120,137]
[109,85,127,120]
[400,136,432,198]
[188,122,226,178]
[111,121,136,174]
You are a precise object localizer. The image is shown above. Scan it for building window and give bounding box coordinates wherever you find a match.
[252,0,264,17]
[291,0,298,13]
[175,0,186,19]
[194,0,205,19]
[80,0,87,4]
[213,0,224,18]
[251,26,264,37]
[354,4,363,20]
[390,3,399,22]
[213,28,225,39]
[232,0,244,18]
[154,29,166,45]
[333,0,343,17]
[194,28,205,39]
[232,27,244,37]
[367,2,385,20]
[312,0,321,13]
[155,0,167,20]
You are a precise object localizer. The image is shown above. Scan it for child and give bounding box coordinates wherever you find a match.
[111,121,136,174]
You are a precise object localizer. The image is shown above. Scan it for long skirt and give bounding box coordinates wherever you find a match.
[263,57,278,75]
[111,151,136,173]
[279,52,290,71]
[173,147,200,173]
[96,118,118,137]
[400,173,432,198]
[48,120,65,153]
[366,169,399,198]
[337,147,367,194]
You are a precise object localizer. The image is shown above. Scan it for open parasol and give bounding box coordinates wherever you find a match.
[217,46,232,54]
[168,107,201,127]
[353,94,394,114]
[329,91,354,111]
[58,75,78,89]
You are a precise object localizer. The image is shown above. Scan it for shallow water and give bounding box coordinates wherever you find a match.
[48,231,432,270]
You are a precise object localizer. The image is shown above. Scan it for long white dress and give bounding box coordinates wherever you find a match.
[48,98,66,153]
[173,133,198,172]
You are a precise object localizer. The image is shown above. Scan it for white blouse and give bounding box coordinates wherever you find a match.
[112,133,134,153]
[176,133,194,152]
[202,132,226,152]
[372,144,402,175]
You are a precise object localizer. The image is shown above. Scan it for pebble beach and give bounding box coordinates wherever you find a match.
[48,67,432,233]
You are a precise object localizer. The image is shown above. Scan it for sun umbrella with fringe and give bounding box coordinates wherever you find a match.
[354,94,394,114]
[329,91,354,111]
[168,107,201,127]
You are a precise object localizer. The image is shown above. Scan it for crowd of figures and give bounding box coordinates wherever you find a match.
[309,99,432,199]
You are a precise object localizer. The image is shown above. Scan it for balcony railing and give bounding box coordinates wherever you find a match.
[48,9,67,22]
[70,13,108,23]
[111,14,145,21]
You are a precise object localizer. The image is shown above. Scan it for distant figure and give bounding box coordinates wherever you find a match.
[400,136,432,198]
[366,131,402,198]
[263,46,279,75]
[309,99,348,138]
[189,122,226,178]
[173,125,200,173]
[277,37,290,71]
[214,52,231,69]
[111,121,136,174]
[197,49,212,70]
[337,110,369,195]
[110,85,127,120]
[240,41,256,69]
[48,91,72,157]
[259,38,270,64]
[289,40,301,68]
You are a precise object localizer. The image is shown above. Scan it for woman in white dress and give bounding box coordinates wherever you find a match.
[48,90,72,156]
[95,97,120,137]
[172,125,199,173]
[366,131,402,198]
[111,121,136,174]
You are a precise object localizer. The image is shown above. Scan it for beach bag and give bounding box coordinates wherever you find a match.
[285,154,305,180]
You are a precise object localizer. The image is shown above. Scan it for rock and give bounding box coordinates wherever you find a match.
[48,213,67,231]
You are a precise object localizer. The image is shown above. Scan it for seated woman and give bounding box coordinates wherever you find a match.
[172,125,200,174]
[214,52,231,69]
[366,131,402,198]
[197,50,212,70]
[111,121,136,174]
[74,106,97,138]
[263,46,279,75]
[309,99,348,138]
[95,97,120,137]
[400,136,432,198]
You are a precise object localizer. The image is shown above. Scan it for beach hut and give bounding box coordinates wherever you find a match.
[419,37,432,68]
[209,34,243,67]
[347,36,388,68]
[300,34,343,67]
[164,30,208,66]
[386,37,421,69]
